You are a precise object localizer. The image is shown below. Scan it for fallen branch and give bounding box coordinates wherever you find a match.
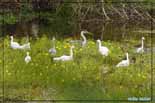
[110,4,124,18]
[101,0,110,21]
[131,5,145,20]
[121,3,129,20]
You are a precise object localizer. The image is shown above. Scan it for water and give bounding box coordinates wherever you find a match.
[1,20,155,54]
[2,21,154,41]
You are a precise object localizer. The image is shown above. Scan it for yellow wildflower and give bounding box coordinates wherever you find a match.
[64,45,67,49]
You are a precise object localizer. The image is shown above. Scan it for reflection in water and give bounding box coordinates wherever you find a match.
[2,21,153,41]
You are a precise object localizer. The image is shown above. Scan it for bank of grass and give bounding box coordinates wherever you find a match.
[0,35,152,101]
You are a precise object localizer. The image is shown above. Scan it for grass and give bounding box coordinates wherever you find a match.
[0,35,153,102]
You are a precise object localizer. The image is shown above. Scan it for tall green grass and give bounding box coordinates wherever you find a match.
[0,35,152,101]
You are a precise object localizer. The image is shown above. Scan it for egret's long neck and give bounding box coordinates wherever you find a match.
[11,37,13,42]
[141,39,144,49]
[81,32,87,43]
[126,53,129,61]
[98,41,102,49]
[70,47,73,57]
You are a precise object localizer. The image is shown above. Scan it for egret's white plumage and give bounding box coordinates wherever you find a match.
[25,52,31,63]
[97,39,109,56]
[136,37,145,53]
[10,36,21,49]
[116,53,129,67]
[70,31,90,46]
[49,48,56,55]
[49,37,57,55]
[20,42,31,50]
[53,46,74,61]
[81,31,87,47]
[10,36,31,50]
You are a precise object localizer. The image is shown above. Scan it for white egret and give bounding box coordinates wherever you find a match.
[10,36,21,49]
[49,37,56,55]
[53,46,75,61]
[81,30,89,47]
[70,31,90,46]
[136,37,145,53]
[25,52,31,64]
[97,39,109,56]
[116,53,129,67]
[10,36,31,50]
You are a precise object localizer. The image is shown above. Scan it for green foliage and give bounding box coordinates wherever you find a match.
[39,3,76,36]
[0,13,18,24]
[143,0,155,3]
[19,3,37,22]
[0,0,154,25]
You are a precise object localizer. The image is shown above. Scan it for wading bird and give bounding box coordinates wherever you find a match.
[25,52,31,64]
[53,46,75,61]
[70,31,91,47]
[97,39,109,56]
[49,37,57,55]
[10,36,21,49]
[81,31,88,47]
[116,53,129,67]
[136,37,145,53]
[10,36,30,50]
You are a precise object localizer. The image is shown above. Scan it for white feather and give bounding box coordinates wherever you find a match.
[136,47,144,53]
[116,53,129,67]
[10,36,31,50]
[10,36,21,49]
[97,39,109,56]
[136,37,145,53]
[49,48,56,55]
[53,46,74,61]
[20,43,31,50]
[49,37,57,55]
[53,55,73,61]
[81,31,90,47]
[25,52,31,64]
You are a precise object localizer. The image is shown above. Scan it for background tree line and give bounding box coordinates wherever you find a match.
[0,0,154,37]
